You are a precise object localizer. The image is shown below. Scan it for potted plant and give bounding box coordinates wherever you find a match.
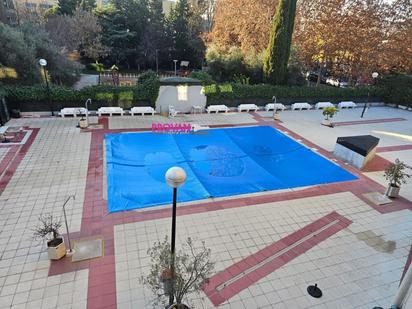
[142,237,214,309]
[384,159,411,198]
[322,106,338,127]
[79,110,88,128]
[33,214,66,260]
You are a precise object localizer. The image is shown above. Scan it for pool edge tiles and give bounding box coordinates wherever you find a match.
[105,126,357,212]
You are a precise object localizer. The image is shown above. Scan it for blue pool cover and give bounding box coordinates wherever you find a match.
[105,126,357,212]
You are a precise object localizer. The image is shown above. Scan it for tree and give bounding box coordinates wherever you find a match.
[46,6,109,60]
[137,0,168,69]
[91,60,104,84]
[207,0,277,54]
[263,0,297,84]
[0,22,81,85]
[57,0,78,15]
[168,0,191,62]
[0,23,40,84]
[20,22,82,85]
[142,237,214,308]
[57,0,95,15]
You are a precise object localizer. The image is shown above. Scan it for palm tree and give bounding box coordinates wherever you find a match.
[91,60,104,84]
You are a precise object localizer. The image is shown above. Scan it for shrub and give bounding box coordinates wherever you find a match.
[203,83,383,104]
[322,106,338,120]
[3,72,160,108]
[378,73,412,107]
[188,71,215,85]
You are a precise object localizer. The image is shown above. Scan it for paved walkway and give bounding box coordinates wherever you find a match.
[0,106,411,309]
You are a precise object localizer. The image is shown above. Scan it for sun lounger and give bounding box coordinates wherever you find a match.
[206,105,229,113]
[97,107,124,116]
[265,103,286,111]
[237,104,259,112]
[291,102,312,110]
[59,108,89,117]
[315,102,335,109]
[130,106,155,116]
[338,101,357,109]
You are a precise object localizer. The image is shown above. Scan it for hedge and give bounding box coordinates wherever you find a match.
[203,83,385,105]
[377,74,412,107]
[2,72,160,110]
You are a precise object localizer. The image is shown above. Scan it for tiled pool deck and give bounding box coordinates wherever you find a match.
[0,107,411,309]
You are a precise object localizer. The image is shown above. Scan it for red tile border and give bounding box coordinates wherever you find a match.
[377,144,412,153]
[203,211,352,306]
[333,118,406,126]
[362,155,391,172]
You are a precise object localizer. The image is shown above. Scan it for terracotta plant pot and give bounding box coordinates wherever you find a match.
[385,185,400,198]
[47,237,66,260]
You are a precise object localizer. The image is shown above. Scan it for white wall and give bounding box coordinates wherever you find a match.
[155,85,207,113]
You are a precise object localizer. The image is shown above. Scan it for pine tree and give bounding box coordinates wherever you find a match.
[263,0,297,85]
[57,0,77,15]
[57,0,95,15]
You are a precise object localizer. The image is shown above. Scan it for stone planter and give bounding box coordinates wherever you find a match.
[47,237,66,260]
[321,119,332,127]
[273,113,280,121]
[79,119,88,129]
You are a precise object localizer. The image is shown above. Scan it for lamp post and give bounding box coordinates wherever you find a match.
[272,95,277,120]
[156,49,159,74]
[173,60,178,76]
[39,58,54,116]
[165,167,187,306]
[361,71,379,118]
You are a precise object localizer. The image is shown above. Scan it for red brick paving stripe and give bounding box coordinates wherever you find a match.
[203,211,352,306]
[0,146,18,177]
[376,144,412,153]
[0,129,39,194]
[362,155,391,172]
[333,118,406,126]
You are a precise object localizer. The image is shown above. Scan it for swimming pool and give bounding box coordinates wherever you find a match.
[105,126,357,212]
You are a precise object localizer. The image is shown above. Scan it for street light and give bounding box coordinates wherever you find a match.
[39,58,54,116]
[165,166,187,306]
[361,72,378,118]
[173,60,178,76]
[156,49,159,74]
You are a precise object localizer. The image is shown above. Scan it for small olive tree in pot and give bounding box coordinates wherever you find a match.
[322,106,339,127]
[384,159,411,197]
[33,214,66,260]
[142,236,214,309]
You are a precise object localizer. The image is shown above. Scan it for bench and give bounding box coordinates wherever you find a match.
[130,106,155,116]
[338,101,357,109]
[265,103,286,111]
[206,105,229,113]
[97,107,124,116]
[291,102,312,110]
[315,102,334,109]
[59,108,89,118]
[237,104,259,112]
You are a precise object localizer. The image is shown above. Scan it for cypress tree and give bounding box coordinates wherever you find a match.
[263,0,297,85]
